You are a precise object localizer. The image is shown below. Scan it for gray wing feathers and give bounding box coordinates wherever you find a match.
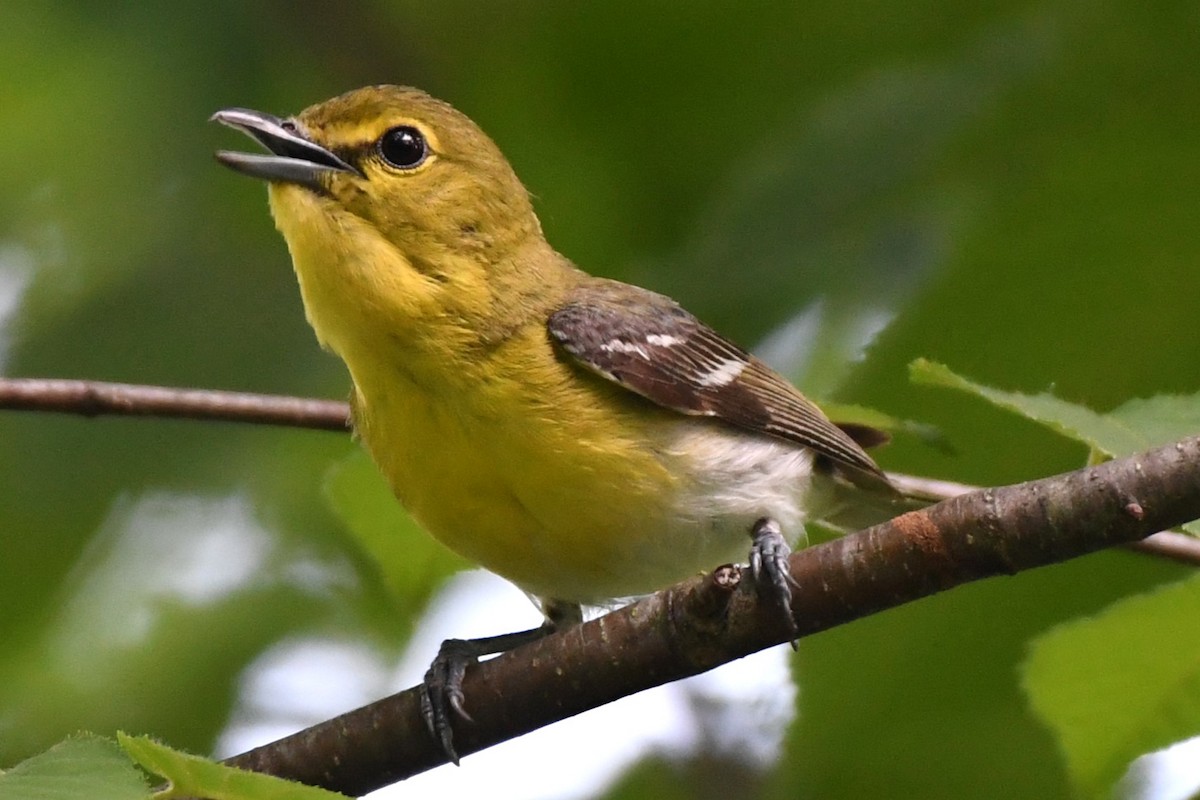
[547,281,887,483]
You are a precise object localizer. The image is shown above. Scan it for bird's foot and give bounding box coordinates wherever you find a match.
[748,516,800,645]
[420,624,556,764]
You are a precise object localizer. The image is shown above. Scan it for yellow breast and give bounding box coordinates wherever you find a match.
[266,183,798,604]
[347,323,684,602]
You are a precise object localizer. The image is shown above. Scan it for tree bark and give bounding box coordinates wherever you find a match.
[222,435,1200,795]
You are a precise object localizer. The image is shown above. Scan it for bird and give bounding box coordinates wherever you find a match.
[212,85,898,762]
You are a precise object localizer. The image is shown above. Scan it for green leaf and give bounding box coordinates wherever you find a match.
[910,358,1200,457]
[0,734,149,800]
[1022,572,1200,798]
[910,358,1200,533]
[117,734,349,800]
[910,359,1138,455]
[1108,395,1200,457]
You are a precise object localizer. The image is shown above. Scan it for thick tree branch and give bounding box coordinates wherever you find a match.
[224,436,1200,795]
[887,470,1200,565]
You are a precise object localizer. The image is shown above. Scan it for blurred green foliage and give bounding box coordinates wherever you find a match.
[1024,571,1200,798]
[1,1,1198,798]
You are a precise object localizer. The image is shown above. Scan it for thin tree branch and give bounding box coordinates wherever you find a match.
[4,376,1199,567]
[1131,530,1200,564]
[224,436,1200,795]
[0,378,350,431]
[885,471,979,502]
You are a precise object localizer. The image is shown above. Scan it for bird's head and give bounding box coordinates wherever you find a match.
[213,85,556,358]
[214,84,542,256]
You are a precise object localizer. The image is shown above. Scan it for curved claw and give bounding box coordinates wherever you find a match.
[749,517,800,644]
[421,638,479,765]
[418,623,562,765]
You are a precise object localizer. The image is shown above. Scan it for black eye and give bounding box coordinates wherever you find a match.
[378,126,427,169]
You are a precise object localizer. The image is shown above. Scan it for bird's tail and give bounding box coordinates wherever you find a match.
[818,469,975,532]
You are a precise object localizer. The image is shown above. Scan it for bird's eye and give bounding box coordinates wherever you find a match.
[378,126,428,169]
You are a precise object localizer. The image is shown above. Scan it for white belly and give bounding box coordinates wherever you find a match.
[597,419,826,600]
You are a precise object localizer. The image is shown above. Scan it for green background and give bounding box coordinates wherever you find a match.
[2,2,1197,798]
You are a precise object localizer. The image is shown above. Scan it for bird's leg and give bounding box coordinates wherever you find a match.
[748,517,800,642]
[420,599,582,764]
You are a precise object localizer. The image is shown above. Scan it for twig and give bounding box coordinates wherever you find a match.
[0,378,350,431]
[224,436,1200,794]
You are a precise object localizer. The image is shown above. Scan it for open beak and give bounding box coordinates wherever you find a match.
[211,108,362,189]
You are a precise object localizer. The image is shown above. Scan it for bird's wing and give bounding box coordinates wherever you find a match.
[547,281,888,485]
